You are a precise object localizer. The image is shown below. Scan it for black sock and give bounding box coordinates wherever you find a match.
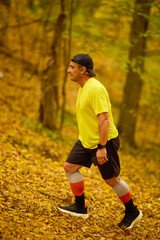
[124,199,135,213]
[75,193,85,209]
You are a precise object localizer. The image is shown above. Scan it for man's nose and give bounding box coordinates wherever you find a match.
[67,67,71,73]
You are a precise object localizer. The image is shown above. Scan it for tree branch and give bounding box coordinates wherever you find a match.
[0,18,43,32]
[153,0,160,10]
[0,48,39,74]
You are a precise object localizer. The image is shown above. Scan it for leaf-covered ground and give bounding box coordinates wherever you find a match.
[0,57,160,239]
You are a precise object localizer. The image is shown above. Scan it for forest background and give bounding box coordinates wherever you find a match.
[0,0,160,239]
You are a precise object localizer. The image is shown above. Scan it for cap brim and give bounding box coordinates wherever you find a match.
[87,69,96,77]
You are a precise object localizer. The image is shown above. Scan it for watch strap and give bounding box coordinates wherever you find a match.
[98,143,107,149]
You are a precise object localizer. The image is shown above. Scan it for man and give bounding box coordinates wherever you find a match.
[58,54,142,229]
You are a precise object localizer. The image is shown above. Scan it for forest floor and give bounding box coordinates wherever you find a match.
[0,56,160,240]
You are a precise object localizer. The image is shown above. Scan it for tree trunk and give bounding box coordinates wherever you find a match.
[118,0,152,146]
[28,0,34,9]
[60,0,73,131]
[39,0,66,130]
[0,0,11,7]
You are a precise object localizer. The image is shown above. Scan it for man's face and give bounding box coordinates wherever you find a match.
[67,61,82,83]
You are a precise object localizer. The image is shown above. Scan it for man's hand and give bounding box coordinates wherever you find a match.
[96,148,108,165]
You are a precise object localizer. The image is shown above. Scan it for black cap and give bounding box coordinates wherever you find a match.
[71,54,96,77]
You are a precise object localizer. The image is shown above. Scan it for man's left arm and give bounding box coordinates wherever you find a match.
[96,112,110,165]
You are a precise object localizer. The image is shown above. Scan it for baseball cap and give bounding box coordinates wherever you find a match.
[71,54,96,77]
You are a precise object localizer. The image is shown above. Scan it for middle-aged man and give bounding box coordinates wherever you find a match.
[57,54,142,229]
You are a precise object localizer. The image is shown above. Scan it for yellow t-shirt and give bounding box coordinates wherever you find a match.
[76,78,118,149]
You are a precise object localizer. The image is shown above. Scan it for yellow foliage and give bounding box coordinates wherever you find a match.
[0,57,160,239]
[0,2,160,238]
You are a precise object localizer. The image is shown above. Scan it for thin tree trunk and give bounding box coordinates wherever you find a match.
[0,0,11,7]
[60,0,73,131]
[0,0,11,46]
[118,0,152,146]
[39,0,66,130]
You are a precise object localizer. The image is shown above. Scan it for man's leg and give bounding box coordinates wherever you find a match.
[64,162,85,209]
[57,162,89,219]
[105,176,142,229]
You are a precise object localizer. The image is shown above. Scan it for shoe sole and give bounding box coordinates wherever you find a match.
[126,210,143,229]
[57,206,89,219]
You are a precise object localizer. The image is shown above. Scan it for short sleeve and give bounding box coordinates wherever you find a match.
[89,85,110,116]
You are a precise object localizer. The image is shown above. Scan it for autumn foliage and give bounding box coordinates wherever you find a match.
[0,0,160,239]
[0,54,159,240]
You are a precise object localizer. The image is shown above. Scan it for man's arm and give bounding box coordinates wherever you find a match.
[96,112,110,165]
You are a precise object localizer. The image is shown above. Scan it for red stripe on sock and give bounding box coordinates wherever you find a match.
[119,191,131,203]
[70,180,84,196]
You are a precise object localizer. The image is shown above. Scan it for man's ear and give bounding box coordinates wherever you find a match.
[80,66,87,73]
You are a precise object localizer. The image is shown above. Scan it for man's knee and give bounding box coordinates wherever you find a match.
[64,162,71,173]
[105,176,120,186]
[64,162,82,173]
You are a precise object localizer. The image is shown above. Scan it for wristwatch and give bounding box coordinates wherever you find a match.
[98,143,107,149]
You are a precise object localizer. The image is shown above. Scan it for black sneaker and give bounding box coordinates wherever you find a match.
[57,204,89,219]
[118,206,142,229]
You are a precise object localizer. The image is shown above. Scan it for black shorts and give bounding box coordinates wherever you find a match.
[66,136,120,180]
